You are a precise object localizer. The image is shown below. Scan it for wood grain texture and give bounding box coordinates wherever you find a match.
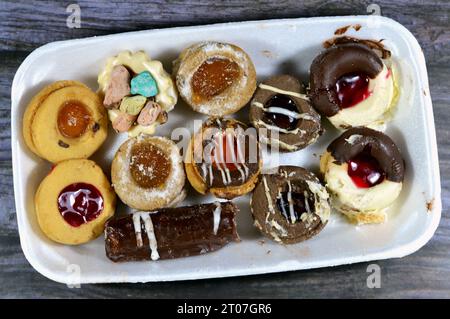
[0,0,449,298]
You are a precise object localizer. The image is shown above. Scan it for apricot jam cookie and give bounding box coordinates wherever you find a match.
[23,80,107,163]
[251,166,330,244]
[185,117,262,199]
[249,75,322,152]
[111,135,186,211]
[35,159,116,245]
[98,51,177,136]
[173,42,257,116]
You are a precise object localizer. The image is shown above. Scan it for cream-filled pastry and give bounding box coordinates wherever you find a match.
[320,127,405,224]
[310,38,398,130]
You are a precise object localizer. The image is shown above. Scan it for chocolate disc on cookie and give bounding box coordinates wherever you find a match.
[251,166,330,244]
[249,75,322,152]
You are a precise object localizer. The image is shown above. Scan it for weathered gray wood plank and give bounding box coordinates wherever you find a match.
[0,0,449,298]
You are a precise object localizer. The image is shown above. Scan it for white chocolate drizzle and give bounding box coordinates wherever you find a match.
[252,101,316,121]
[286,179,297,224]
[255,119,305,135]
[213,202,222,235]
[262,176,275,223]
[132,212,160,261]
[258,83,309,100]
[226,132,246,181]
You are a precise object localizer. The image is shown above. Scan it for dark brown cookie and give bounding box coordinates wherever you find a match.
[251,166,330,244]
[249,75,322,152]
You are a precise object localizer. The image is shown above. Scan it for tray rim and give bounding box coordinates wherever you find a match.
[11,15,442,284]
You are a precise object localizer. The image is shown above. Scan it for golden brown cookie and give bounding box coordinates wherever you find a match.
[111,135,186,211]
[173,42,257,116]
[35,159,116,245]
[185,117,262,199]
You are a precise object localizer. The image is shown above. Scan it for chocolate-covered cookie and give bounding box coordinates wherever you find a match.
[249,75,322,152]
[320,127,405,224]
[251,166,330,244]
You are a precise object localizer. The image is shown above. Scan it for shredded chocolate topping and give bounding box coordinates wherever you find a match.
[327,127,405,183]
[309,42,384,117]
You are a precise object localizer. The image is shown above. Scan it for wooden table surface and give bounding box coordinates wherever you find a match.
[0,0,449,298]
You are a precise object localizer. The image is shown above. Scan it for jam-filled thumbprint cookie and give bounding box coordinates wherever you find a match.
[249,75,322,152]
[111,135,186,211]
[23,80,108,163]
[251,166,330,244]
[320,127,405,224]
[98,51,177,136]
[310,38,398,130]
[185,117,262,199]
[173,41,257,116]
[35,159,116,245]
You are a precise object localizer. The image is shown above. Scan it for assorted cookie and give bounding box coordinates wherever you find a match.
[320,127,405,224]
[111,135,186,211]
[251,166,330,244]
[185,117,262,199]
[23,35,407,260]
[309,37,398,130]
[173,41,257,116]
[23,80,108,163]
[250,75,322,152]
[98,51,177,136]
[35,159,116,245]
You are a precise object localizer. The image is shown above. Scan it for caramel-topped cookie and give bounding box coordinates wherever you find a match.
[185,117,262,199]
[250,75,322,152]
[111,135,186,211]
[173,42,257,116]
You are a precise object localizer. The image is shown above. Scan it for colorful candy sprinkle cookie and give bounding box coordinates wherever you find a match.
[23,81,108,163]
[185,117,262,199]
[35,159,116,245]
[98,51,177,136]
[111,135,186,211]
[309,37,399,130]
[249,75,322,152]
[251,166,330,244]
[320,127,405,224]
[173,42,257,116]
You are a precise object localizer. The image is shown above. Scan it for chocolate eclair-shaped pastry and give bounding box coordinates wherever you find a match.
[249,75,322,152]
[105,201,240,262]
[251,166,330,244]
[320,127,405,224]
[309,38,397,130]
[111,135,186,211]
[185,117,262,199]
[173,41,257,116]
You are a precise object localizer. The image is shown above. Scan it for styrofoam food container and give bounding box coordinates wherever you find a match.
[11,16,441,284]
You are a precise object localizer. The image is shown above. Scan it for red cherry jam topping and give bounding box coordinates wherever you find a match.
[57,183,104,227]
[211,133,240,171]
[263,94,299,131]
[335,73,372,108]
[276,191,315,223]
[347,152,385,188]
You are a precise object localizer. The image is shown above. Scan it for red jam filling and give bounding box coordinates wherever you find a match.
[211,133,240,171]
[263,94,299,131]
[57,183,104,227]
[347,152,385,188]
[335,73,372,108]
[276,191,315,223]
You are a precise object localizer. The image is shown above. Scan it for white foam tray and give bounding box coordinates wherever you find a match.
[11,16,441,284]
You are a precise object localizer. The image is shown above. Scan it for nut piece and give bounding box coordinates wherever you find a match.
[137,101,161,126]
[103,65,131,109]
[112,111,137,132]
[119,95,147,115]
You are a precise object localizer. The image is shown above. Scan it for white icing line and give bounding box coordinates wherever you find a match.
[255,119,304,134]
[140,212,160,261]
[304,190,312,215]
[217,133,232,184]
[208,164,214,186]
[132,212,143,247]
[263,176,275,223]
[259,83,309,100]
[286,179,296,223]
[213,202,222,235]
[226,133,246,182]
[252,101,316,121]
[235,133,249,177]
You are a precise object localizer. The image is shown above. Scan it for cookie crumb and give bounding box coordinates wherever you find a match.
[426,199,434,212]
[58,140,69,148]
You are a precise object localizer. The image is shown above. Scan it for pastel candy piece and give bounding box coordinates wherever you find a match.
[119,95,147,115]
[103,65,131,109]
[112,111,137,133]
[130,71,159,98]
[137,101,161,127]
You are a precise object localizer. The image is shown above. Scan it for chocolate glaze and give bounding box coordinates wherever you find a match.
[251,166,328,244]
[309,42,383,117]
[323,36,391,59]
[194,118,260,189]
[105,202,240,262]
[327,127,405,183]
